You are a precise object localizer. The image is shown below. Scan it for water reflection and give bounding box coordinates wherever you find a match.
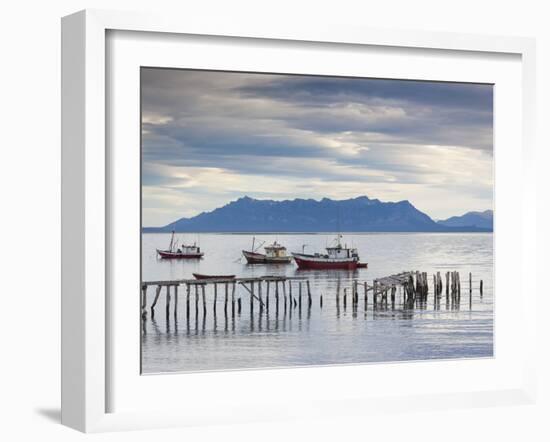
[141,233,493,373]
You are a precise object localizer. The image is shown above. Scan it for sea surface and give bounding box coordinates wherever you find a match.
[141,233,494,374]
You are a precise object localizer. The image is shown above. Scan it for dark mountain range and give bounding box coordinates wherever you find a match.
[143,196,492,233]
[437,210,493,230]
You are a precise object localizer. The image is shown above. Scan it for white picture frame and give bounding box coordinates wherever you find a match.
[61,9,537,433]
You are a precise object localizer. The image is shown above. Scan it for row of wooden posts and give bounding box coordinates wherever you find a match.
[141,277,314,320]
[141,272,484,320]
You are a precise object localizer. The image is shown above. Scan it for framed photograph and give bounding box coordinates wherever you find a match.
[61,9,537,432]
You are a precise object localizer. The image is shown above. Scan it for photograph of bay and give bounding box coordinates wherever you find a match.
[140,68,494,374]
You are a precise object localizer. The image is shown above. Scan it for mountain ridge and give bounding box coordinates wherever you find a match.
[437,210,493,230]
[143,196,492,233]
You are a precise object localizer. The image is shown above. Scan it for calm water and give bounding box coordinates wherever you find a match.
[141,233,493,373]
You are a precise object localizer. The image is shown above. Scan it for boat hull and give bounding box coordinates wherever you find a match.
[292,253,368,270]
[242,250,292,264]
[157,249,203,259]
[193,273,235,280]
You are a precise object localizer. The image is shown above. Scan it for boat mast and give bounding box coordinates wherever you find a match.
[336,205,342,247]
[169,230,175,251]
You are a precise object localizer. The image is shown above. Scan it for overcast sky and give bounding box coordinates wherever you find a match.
[141,68,493,227]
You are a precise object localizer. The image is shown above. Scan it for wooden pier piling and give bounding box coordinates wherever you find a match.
[186,284,190,319]
[165,285,171,317]
[194,285,199,317]
[213,283,217,313]
[141,271,482,327]
[151,285,161,317]
[141,285,148,318]
[174,285,178,317]
[224,283,228,315]
[343,288,347,309]
[336,278,341,308]
[201,285,206,316]
[231,282,236,317]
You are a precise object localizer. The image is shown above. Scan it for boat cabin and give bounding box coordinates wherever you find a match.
[326,245,359,260]
[264,242,288,258]
[177,244,201,254]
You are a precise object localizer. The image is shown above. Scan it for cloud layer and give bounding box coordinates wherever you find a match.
[141,68,493,227]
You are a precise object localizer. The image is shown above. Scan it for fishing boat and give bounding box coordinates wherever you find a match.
[193,273,235,280]
[291,235,368,270]
[156,231,204,259]
[242,237,292,264]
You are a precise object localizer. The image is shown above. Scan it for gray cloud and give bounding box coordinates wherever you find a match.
[141,68,493,226]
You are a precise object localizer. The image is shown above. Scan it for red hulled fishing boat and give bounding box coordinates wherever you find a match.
[156,231,204,259]
[291,235,368,270]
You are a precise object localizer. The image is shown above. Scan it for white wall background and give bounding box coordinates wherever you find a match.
[0,1,547,440]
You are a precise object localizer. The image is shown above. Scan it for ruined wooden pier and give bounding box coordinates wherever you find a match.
[141,271,485,322]
[141,275,311,319]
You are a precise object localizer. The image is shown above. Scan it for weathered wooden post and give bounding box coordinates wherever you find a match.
[288,280,292,307]
[373,280,378,305]
[165,285,171,317]
[364,281,368,307]
[237,297,242,314]
[224,283,228,315]
[409,275,415,301]
[266,281,270,311]
[141,284,148,318]
[343,288,347,309]
[250,282,254,315]
[201,284,207,316]
[186,284,190,319]
[320,294,323,308]
[281,280,292,310]
[213,283,217,314]
[307,280,312,307]
[194,284,199,317]
[451,271,456,298]
[298,281,302,310]
[174,285,178,317]
[275,281,280,309]
[258,280,263,312]
[284,287,287,316]
[469,272,472,293]
[445,271,449,297]
[282,280,288,309]
[151,284,162,317]
[231,282,236,317]
[480,279,483,296]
